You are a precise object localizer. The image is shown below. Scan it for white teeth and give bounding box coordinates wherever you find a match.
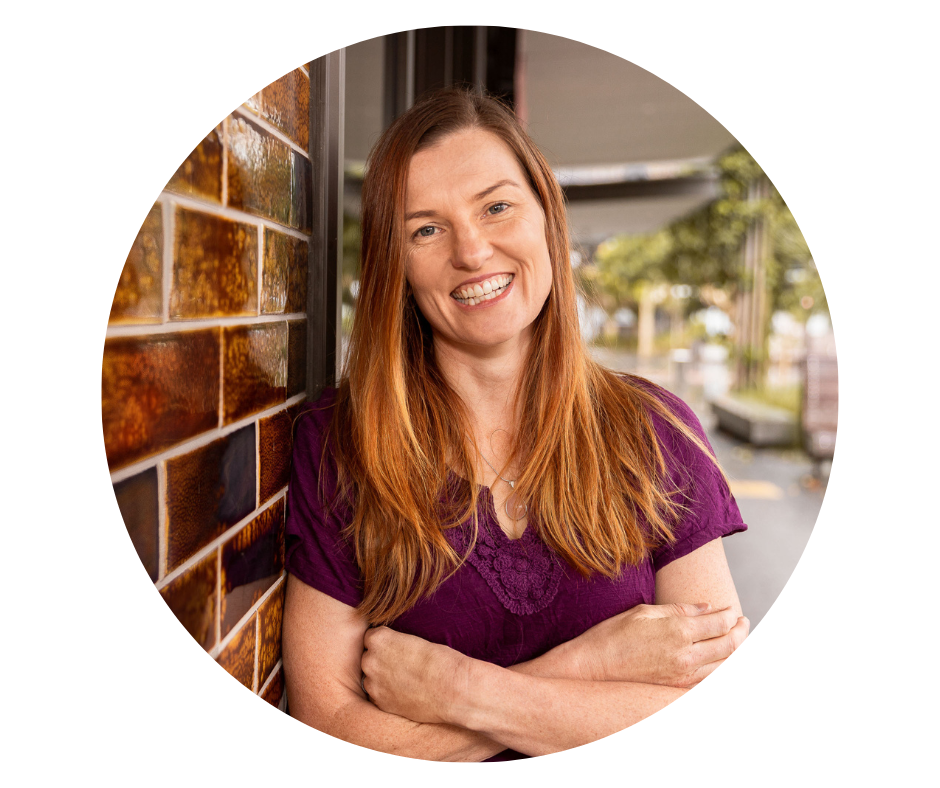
[452,274,513,304]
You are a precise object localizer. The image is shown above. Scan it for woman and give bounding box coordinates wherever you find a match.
[282,87,749,761]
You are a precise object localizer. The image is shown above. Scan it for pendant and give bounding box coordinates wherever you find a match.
[505,481,528,521]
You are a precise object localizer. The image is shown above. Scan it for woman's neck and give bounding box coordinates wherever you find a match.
[432,330,530,434]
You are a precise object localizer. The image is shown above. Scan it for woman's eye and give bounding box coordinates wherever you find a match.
[488,202,509,215]
[416,226,437,238]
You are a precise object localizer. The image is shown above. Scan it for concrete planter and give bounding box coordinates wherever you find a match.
[711,396,798,447]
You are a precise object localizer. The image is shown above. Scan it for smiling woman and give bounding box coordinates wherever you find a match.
[281,87,748,761]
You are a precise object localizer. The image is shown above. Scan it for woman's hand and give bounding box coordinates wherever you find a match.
[559,602,749,688]
[361,626,472,726]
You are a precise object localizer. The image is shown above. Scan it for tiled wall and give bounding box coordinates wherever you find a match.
[104,65,312,710]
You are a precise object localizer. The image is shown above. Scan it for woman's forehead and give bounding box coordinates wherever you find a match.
[405,129,528,207]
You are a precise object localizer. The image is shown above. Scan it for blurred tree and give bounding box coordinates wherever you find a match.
[587,147,823,386]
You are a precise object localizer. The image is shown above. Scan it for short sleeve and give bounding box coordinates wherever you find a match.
[645,386,747,571]
[284,389,364,608]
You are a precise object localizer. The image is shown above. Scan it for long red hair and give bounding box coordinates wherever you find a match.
[327,88,722,624]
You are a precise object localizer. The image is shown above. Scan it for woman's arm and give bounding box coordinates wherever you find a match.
[363,537,748,756]
[282,574,506,761]
[509,538,748,687]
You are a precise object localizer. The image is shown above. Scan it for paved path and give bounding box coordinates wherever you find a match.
[589,346,825,628]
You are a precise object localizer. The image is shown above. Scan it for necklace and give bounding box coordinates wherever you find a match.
[478,448,529,521]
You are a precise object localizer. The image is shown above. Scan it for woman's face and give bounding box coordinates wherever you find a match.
[403,128,553,356]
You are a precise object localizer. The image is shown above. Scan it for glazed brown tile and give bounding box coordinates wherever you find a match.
[165,424,256,571]
[260,664,283,707]
[259,402,304,504]
[258,577,286,688]
[160,551,217,650]
[102,330,220,470]
[220,499,285,637]
[110,204,163,324]
[217,616,256,690]
[170,207,258,319]
[261,230,308,314]
[259,69,310,150]
[290,150,312,233]
[165,126,223,203]
[113,468,159,581]
[287,319,307,399]
[222,323,287,424]
[227,115,293,227]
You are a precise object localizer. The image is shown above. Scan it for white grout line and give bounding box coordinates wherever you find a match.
[215,548,223,649]
[160,191,312,242]
[108,393,307,485]
[218,326,224,430]
[221,117,229,207]
[253,614,260,692]
[157,460,168,582]
[257,224,265,316]
[259,659,282,696]
[161,194,174,324]
[232,106,309,160]
[105,311,307,338]
[209,571,286,660]
[158,491,287,593]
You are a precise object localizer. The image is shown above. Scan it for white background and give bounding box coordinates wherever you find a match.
[5,1,937,785]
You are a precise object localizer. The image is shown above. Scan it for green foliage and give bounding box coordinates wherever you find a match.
[342,213,362,307]
[591,147,823,321]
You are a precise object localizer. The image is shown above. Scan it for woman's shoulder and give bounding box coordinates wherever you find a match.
[613,373,706,441]
[292,386,341,458]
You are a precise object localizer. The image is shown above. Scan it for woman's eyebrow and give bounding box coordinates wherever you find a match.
[405,179,523,222]
[473,179,522,201]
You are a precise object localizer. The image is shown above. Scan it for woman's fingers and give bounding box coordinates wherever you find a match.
[683,606,740,643]
[688,616,749,666]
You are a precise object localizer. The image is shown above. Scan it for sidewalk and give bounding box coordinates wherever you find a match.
[590,345,824,628]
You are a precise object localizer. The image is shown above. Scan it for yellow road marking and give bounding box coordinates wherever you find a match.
[728,479,785,500]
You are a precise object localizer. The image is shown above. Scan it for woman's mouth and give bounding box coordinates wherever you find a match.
[450,274,514,306]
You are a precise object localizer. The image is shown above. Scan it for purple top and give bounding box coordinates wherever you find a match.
[285,384,746,761]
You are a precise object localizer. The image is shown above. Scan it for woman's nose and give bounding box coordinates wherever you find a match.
[451,224,492,270]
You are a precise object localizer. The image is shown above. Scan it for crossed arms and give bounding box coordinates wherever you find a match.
[282,537,748,761]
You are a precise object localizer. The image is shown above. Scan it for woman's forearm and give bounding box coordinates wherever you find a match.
[447,660,687,757]
[299,690,505,762]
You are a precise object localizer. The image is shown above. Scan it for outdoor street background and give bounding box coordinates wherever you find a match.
[591,347,824,628]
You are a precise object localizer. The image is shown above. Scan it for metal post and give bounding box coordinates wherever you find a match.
[307,49,345,399]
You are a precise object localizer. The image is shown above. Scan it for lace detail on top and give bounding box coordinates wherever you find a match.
[449,490,563,616]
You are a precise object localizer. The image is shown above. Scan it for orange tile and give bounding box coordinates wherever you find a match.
[220,500,285,637]
[165,126,223,203]
[222,323,287,424]
[160,551,217,650]
[261,665,283,707]
[260,69,310,150]
[287,319,306,399]
[259,402,303,504]
[217,617,256,690]
[171,207,258,319]
[257,578,286,688]
[102,330,220,470]
[113,468,159,581]
[165,425,256,571]
[261,230,308,314]
[291,150,312,233]
[110,203,163,324]
[227,115,293,227]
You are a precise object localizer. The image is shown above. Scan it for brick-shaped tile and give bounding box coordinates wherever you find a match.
[165,424,256,571]
[222,323,287,424]
[101,330,220,470]
[220,499,285,637]
[110,203,163,324]
[171,207,258,319]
